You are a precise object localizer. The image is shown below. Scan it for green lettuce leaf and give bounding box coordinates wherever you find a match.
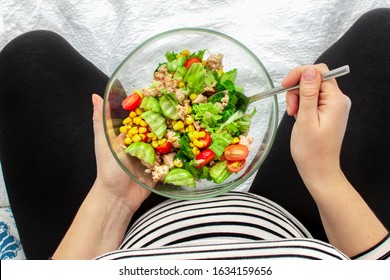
[209,161,231,184]
[192,102,222,127]
[189,49,206,60]
[220,68,237,84]
[178,132,195,160]
[165,51,178,62]
[167,56,187,72]
[164,168,196,187]
[208,132,233,158]
[184,63,205,94]
[159,93,179,120]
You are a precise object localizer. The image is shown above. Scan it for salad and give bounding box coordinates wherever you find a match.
[119,49,255,187]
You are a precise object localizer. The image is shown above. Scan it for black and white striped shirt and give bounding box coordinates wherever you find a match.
[96,192,390,260]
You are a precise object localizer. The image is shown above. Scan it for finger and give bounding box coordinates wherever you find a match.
[286,89,299,116]
[296,66,321,121]
[281,67,303,88]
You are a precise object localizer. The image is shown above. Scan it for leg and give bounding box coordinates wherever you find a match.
[0,31,108,259]
[250,8,390,241]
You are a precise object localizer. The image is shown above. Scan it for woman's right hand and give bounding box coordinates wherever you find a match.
[282,64,351,192]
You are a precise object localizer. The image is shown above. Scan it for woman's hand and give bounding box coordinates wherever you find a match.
[92,94,150,216]
[53,95,151,259]
[283,64,387,257]
[283,64,351,190]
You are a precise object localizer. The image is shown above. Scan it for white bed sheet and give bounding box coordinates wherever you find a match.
[0,0,389,259]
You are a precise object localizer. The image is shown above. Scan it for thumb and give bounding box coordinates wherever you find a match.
[297,66,321,122]
[92,93,106,153]
[92,93,103,133]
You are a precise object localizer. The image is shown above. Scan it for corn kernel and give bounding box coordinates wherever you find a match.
[158,138,167,145]
[187,124,195,133]
[189,142,195,147]
[132,134,142,142]
[193,131,199,139]
[198,131,206,138]
[231,137,240,144]
[130,127,138,135]
[119,126,127,134]
[139,120,147,127]
[193,139,205,148]
[134,90,143,99]
[135,108,144,115]
[152,140,159,148]
[218,69,223,78]
[192,147,200,156]
[174,158,183,167]
[139,133,146,140]
[202,60,207,66]
[188,132,194,141]
[173,120,184,131]
[139,127,147,134]
[181,49,190,57]
[133,117,141,125]
[127,132,133,138]
[123,117,131,125]
[148,132,156,138]
[190,94,197,101]
[178,81,185,88]
[187,106,192,114]
[176,54,183,58]
[185,116,194,125]
[130,111,137,118]
[124,137,132,145]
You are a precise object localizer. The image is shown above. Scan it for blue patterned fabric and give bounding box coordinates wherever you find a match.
[0,208,24,260]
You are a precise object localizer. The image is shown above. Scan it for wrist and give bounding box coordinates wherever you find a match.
[298,164,347,199]
[90,180,135,222]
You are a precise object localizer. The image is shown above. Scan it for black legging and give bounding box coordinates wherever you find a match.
[1,8,389,260]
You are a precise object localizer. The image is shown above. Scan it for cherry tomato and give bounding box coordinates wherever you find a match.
[227,160,246,173]
[122,94,141,111]
[184,57,201,69]
[156,141,171,154]
[224,144,249,161]
[194,149,215,169]
[198,130,212,149]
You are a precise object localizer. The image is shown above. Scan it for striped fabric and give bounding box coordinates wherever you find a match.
[96,192,389,260]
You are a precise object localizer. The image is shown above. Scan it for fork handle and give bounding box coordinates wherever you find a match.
[251,65,350,102]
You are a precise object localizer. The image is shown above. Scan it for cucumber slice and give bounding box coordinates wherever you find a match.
[140,96,161,113]
[125,142,155,165]
[159,94,179,120]
[164,168,196,188]
[209,161,231,184]
[141,111,167,139]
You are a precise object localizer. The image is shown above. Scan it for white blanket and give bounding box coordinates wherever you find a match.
[0,0,389,259]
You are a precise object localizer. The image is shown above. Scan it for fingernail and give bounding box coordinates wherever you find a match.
[303,67,317,81]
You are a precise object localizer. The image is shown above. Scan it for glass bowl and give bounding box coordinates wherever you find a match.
[103,28,278,200]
